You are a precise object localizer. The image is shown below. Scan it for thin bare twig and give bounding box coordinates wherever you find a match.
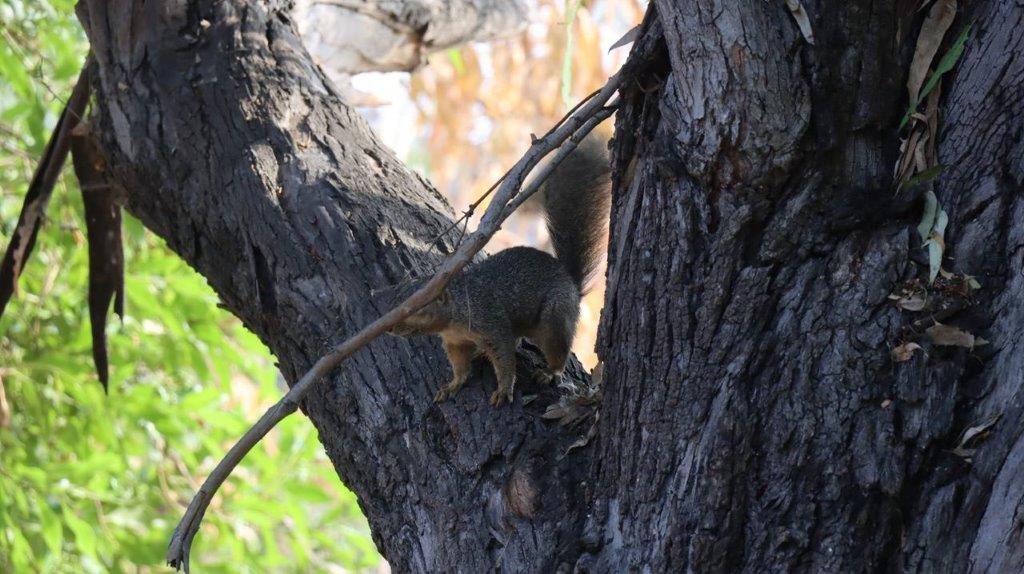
[166,69,624,572]
[426,84,606,251]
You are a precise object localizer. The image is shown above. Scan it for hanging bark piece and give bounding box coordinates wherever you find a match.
[70,125,124,392]
[0,58,91,319]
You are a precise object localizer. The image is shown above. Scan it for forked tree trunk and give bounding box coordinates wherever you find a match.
[75,0,1023,572]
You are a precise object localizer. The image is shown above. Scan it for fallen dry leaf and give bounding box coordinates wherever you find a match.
[896,128,924,185]
[564,413,599,457]
[889,281,929,311]
[783,0,815,45]
[925,322,979,348]
[951,413,1001,458]
[608,24,639,52]
[892,342,922,362]
[908,0,957,105]
[893,291,928,311]
[924,81,942,165]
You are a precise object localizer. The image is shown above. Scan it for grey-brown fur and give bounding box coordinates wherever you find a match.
[388,135,611,406]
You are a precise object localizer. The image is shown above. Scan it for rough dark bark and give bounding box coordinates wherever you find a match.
[73,0,1024,572]
[76,0,586,571]
[586,1,1024,572]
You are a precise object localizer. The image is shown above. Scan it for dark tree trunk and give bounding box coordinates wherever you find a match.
[74,0,1023,572]
[586,1,1024,572]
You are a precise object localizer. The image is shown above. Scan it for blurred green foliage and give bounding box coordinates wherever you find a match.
[0,1,380,571]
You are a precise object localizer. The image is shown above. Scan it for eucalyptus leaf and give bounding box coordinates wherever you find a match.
[918,190,939,242]
[899,24,972,131]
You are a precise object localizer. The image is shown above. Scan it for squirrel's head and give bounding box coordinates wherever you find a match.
[374,279,452,337]
[389,289,452,336]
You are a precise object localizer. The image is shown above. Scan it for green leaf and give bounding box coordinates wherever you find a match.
[446,48,465,75]
[918,190,949,283]
[918,190,938,242]
[900,164,944,192]
[38,504,64,557]
[62,507,97,558]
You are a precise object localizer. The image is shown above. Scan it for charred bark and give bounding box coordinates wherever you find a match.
[73,0,1024,572]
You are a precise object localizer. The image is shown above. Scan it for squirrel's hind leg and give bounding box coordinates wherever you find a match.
[435,340,476,402]
[482,339,517,407]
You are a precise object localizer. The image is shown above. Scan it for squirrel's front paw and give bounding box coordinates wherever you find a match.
[489,388,513,407]
[434,379,464,403]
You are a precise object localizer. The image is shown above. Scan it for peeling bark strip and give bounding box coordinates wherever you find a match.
[0,60,90,318]
[70,129,124,391]
[70,0,1024,571]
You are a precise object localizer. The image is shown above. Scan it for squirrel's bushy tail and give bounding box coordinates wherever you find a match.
[542,132,612,292]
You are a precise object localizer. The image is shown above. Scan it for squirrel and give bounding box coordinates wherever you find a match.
[386,134,612,406]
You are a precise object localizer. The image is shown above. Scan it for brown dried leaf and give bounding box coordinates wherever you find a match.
[925,322,978,348]
[564,414,599,457]
[913,131,930,173]
[608,24,639,52]
[899,293,927,311]
[950,446,975,459]
[541,404,567,420]
[892,342,922,362]
[908,0,956,105]
[783,0,815,45]
[896,128,924,185]
[924,80,942,165]
[889,284,928,311]
[951,413,1001,458]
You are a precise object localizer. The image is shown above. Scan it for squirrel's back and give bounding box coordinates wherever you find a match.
[541,133,612,291]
